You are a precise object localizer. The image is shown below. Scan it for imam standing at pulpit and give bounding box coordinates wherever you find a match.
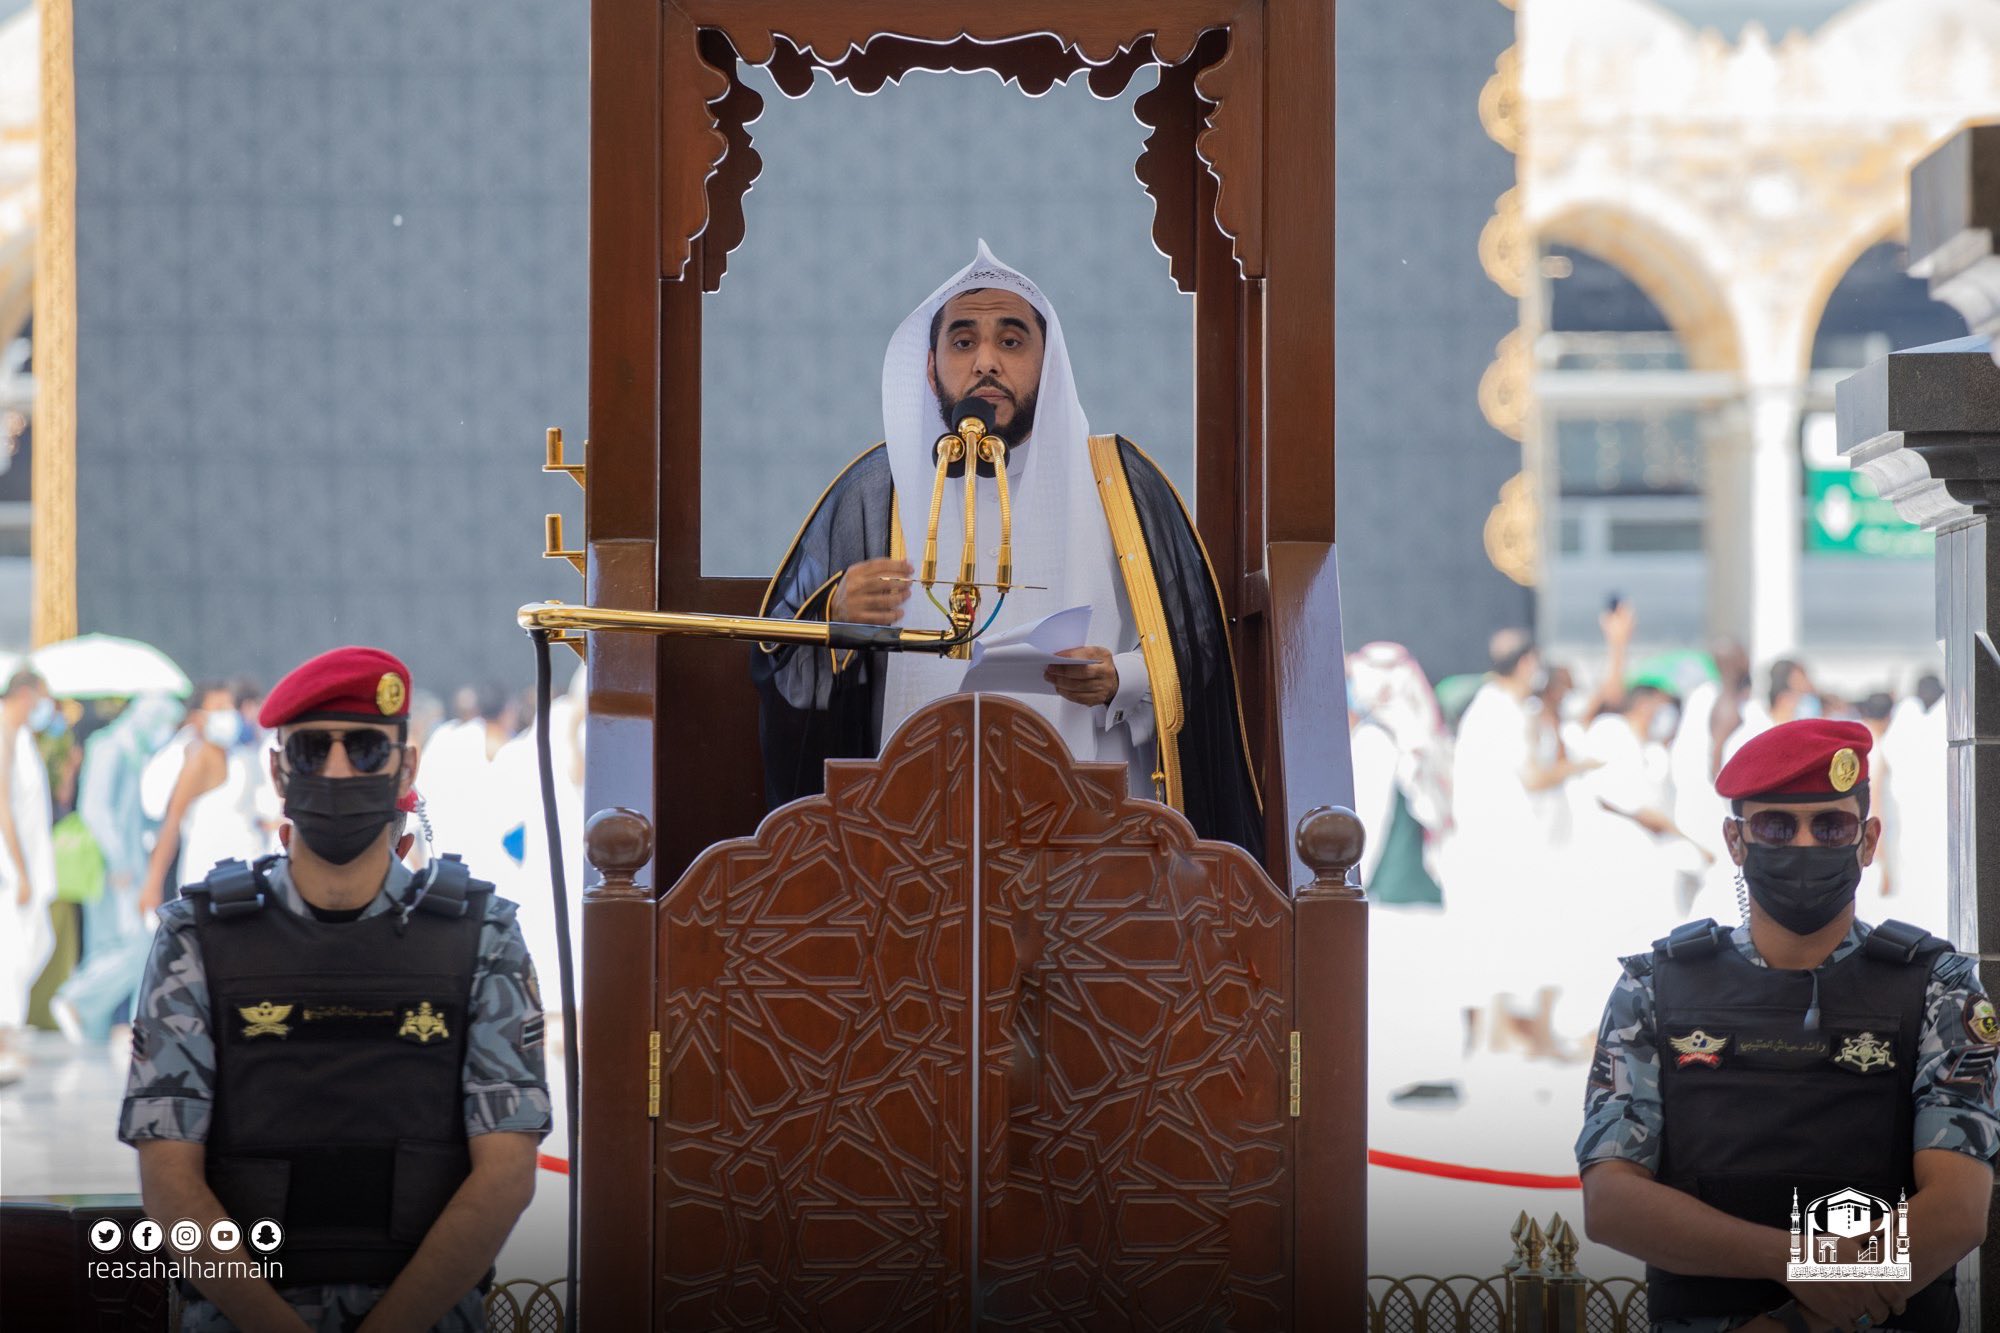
[752,243,1263,855]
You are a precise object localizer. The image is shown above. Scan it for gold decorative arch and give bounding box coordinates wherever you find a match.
[1536,204,1743,373]
[31,0,76,647]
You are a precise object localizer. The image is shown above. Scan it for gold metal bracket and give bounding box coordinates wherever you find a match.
[543,427,587,489]
[1288,1031,1302,1117]
[537,426,588,660]
[647,1029,661,1119]
[544,514,586,577]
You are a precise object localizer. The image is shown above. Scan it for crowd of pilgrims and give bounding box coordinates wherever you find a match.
[0,668,586,1085]
[1347,602,1950,1061]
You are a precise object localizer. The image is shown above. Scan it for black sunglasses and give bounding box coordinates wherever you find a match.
[1736,809,1862,848]
[281,728,402,776]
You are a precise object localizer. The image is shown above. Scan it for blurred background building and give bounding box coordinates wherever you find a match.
[1509,0,1998,691]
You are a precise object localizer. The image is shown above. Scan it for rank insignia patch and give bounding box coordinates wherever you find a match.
[239,1002,293,1039]
[398,1001,450,1044]
[1669,1029,1729,1068]
[1940,1045,1998,1100]
[1834,1031,1895,1073]
[1967,998,2000,1046]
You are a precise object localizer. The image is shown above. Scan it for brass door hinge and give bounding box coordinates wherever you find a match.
[1288,1031,1301,1117]
[647,1030,662,1119]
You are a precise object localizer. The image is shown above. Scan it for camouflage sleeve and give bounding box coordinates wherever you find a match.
[1911,950,2000,1163]
[463,896,553,1139]
[1575,958,1664,1173]
[118,902,215,1144]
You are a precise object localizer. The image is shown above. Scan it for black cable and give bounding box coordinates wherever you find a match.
[529,630,581,1333]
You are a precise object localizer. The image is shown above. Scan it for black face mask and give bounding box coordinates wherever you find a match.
[1742,842,1863,936]
[283,771,401,865]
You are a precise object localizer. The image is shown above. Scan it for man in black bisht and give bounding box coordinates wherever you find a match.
[752,243,1262,857]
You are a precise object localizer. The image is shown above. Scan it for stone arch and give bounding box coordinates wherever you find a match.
[1535,200,1741,373]
[1794,208,1954,373]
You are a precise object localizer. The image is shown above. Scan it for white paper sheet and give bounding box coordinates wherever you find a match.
[956,605,1094,696]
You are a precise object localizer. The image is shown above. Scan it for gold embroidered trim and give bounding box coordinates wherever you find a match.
[1116,438,1264,812]
[1088,434,1184,809]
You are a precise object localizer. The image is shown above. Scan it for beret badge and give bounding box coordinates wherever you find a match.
[376,672,407,716]
[1828,747,1860,793]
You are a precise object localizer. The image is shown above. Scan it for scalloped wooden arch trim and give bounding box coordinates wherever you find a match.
[662,1,1265,292]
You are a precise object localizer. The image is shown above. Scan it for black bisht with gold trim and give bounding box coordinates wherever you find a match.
[190,862,487,1288]
[751,437,1264,859]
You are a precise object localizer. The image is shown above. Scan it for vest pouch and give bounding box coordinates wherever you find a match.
[1692,1171,1846,1230]
[389,1139,472,1244]
[206,1155,290,1231]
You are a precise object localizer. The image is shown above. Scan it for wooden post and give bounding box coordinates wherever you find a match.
[1292,805,1367,1328]
[576,809,656,1331]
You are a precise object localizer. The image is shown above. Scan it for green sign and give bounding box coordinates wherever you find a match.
[1806,468,1930,558]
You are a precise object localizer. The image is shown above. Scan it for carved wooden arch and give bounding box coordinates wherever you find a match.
[662,1,1266,292]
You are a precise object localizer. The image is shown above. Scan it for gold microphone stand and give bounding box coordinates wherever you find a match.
[916,407,1013,659]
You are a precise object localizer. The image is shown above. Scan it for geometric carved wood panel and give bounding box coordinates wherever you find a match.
[658,701,975,1329]
[656,696,1294,1329]
[977,696,1293,1328]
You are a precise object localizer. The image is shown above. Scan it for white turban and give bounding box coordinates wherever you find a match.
[879,242,1132,764]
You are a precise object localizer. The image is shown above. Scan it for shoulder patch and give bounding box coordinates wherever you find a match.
[1967,997,2000,1046]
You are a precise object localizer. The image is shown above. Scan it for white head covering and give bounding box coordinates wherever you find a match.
[879,241,1129,761]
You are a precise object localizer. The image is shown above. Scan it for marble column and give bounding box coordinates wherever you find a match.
[1908,125,2000,370]
[1838,332,2000,1326]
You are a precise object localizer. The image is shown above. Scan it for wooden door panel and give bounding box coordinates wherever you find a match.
[975,697,1294,1329]
[658,703,977,1329]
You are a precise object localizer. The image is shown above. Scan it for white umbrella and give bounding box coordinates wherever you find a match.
[29,633,192,699]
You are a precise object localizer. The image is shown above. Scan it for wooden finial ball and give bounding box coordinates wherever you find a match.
[585,807,653,879]
[1295,805,1365,878]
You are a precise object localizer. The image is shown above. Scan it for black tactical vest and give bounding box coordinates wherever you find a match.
[1647,917,1955,1330]
[186,855,490,1289]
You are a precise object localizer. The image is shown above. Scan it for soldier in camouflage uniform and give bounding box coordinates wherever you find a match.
[119,647,550,1333]
[1576,719,1997,1333]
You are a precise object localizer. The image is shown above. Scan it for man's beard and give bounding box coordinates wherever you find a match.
[935,377,1039,448]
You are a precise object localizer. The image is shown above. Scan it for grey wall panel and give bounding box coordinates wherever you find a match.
[73,0,589,695]
[1335,0,1533,681]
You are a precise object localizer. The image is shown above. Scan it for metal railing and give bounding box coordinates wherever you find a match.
[1368,1212,1649,1333]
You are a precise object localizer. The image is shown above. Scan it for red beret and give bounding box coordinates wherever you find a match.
[1715,718,1872,803]
[259,646,411,729]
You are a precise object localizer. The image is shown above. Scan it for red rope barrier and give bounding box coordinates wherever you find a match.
[1368,1149,1581,1190]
